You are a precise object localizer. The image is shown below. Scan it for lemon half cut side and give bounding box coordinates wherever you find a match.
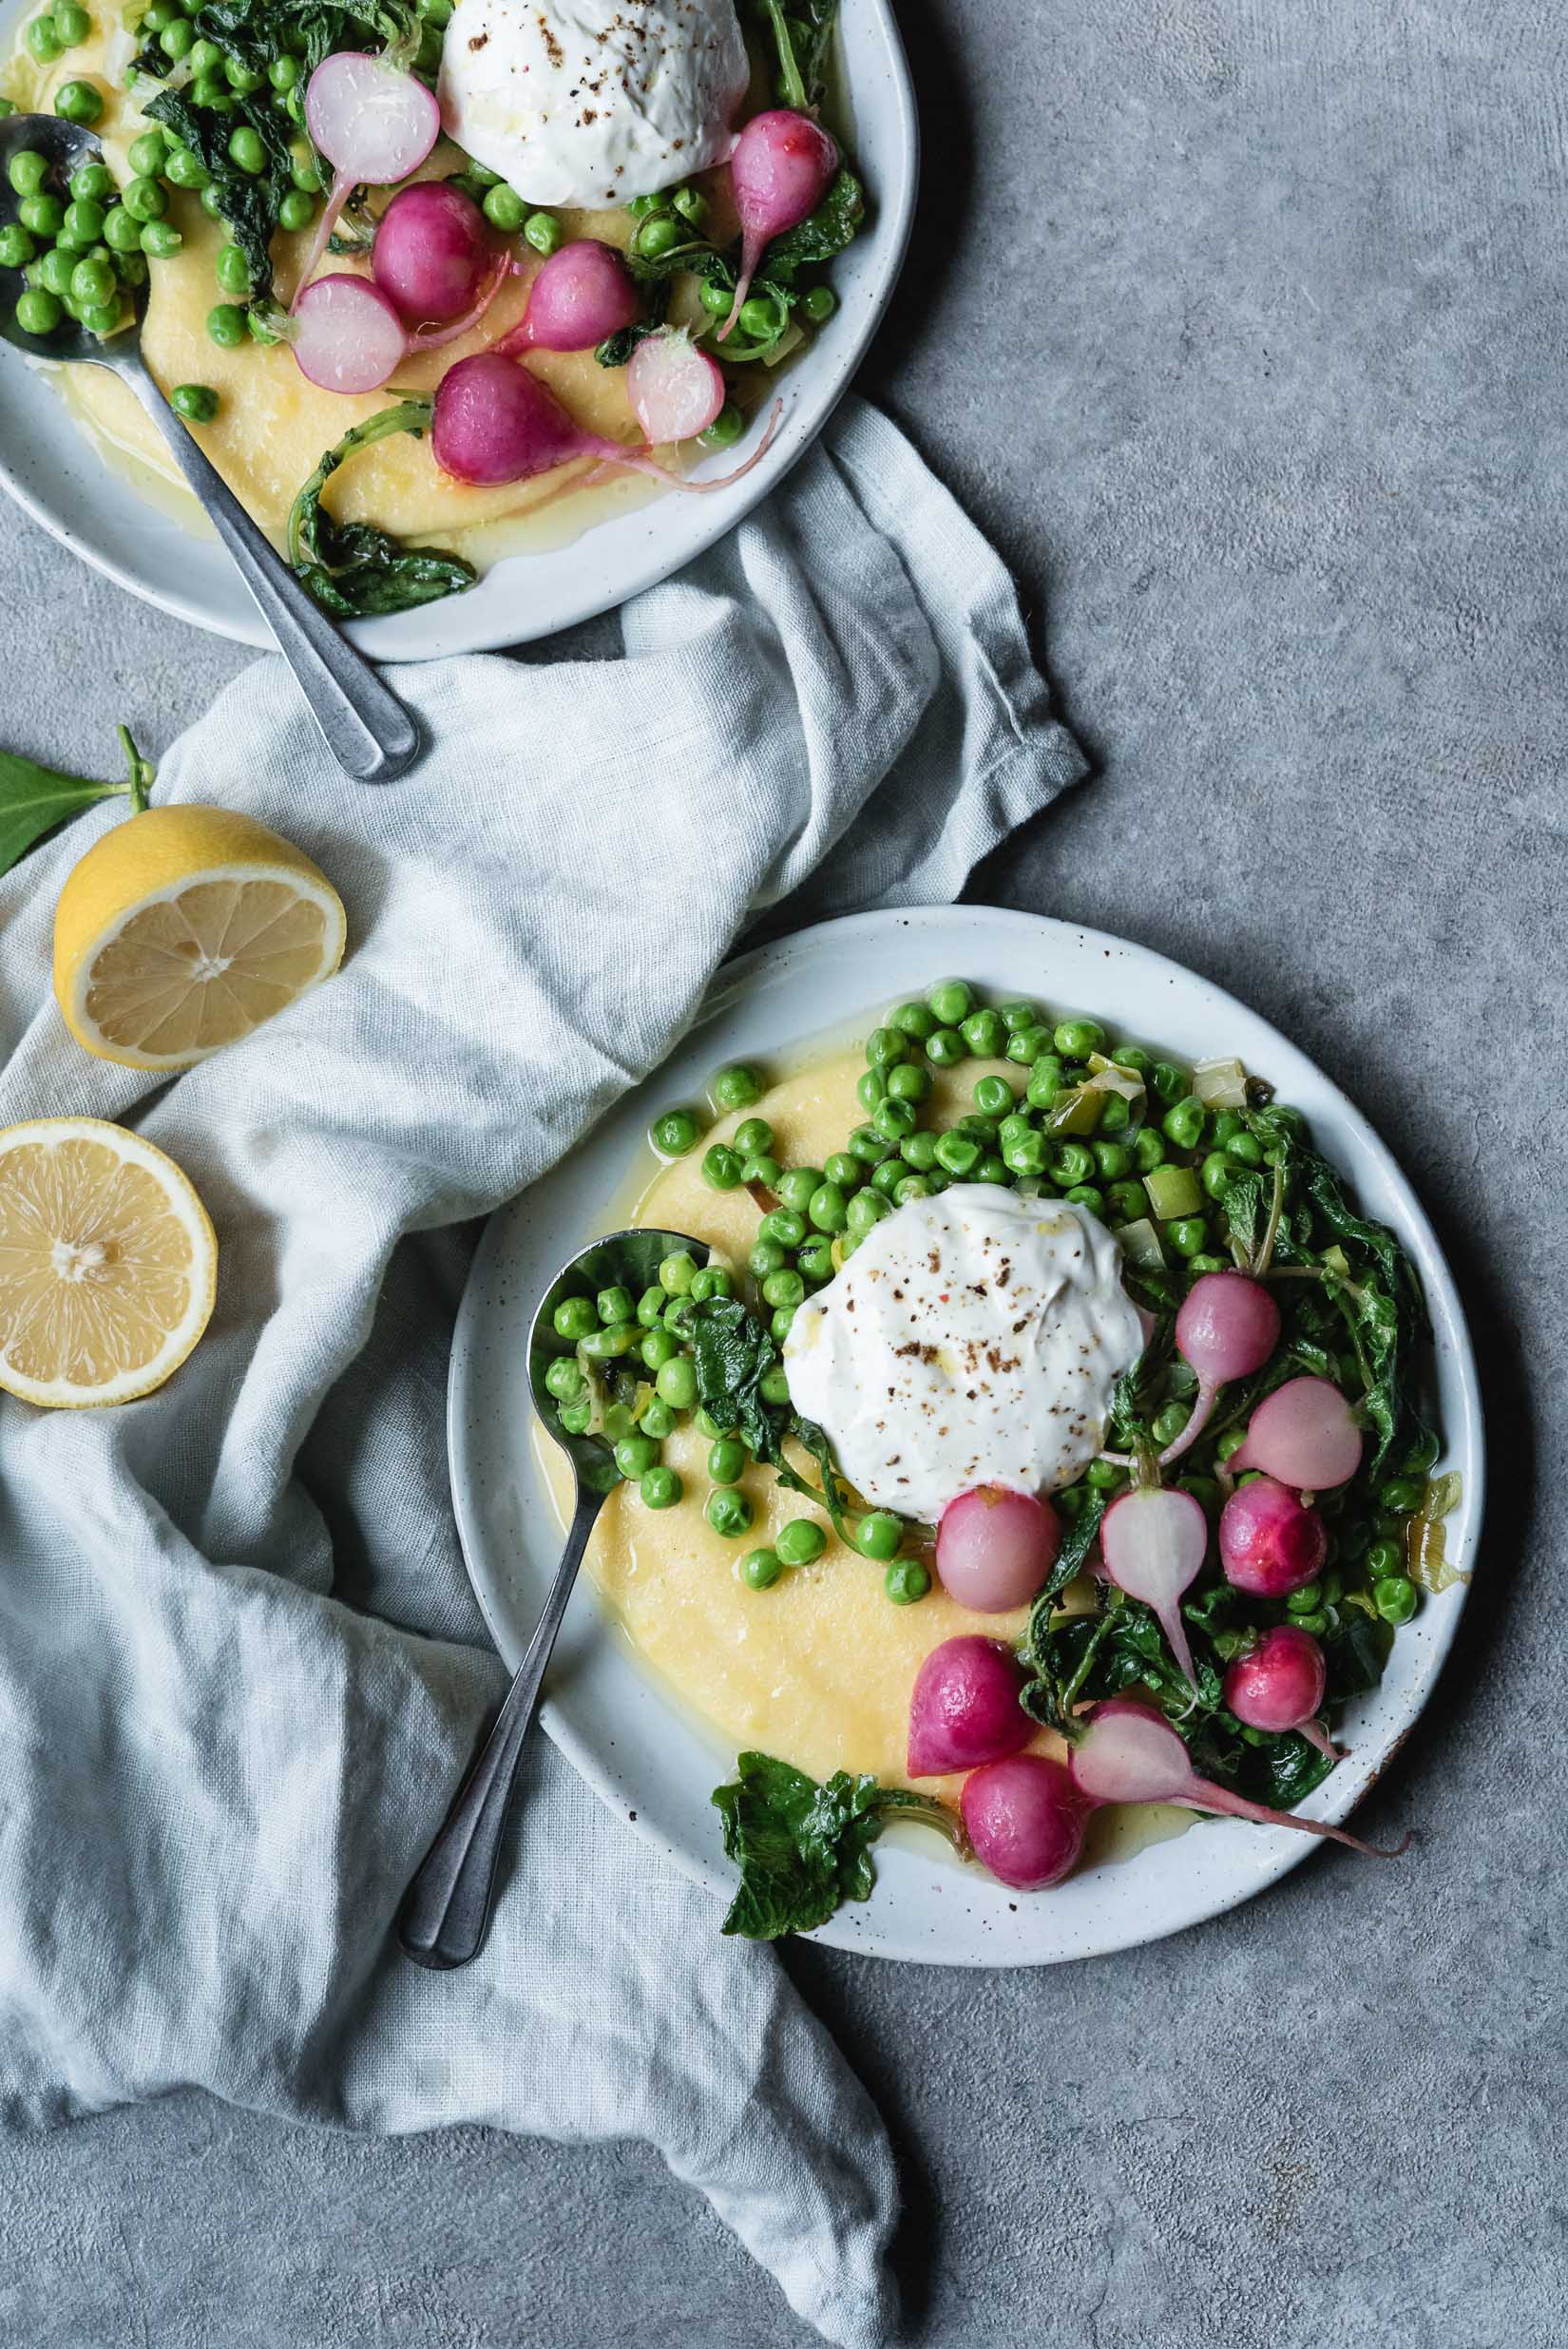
[0,1118,218,1408]
[53,806,347,1072]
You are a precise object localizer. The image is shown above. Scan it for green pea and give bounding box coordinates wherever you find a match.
[200,182,226,217]
[797,1237,834,1286]
[698,400,744,449]
[885,1061,930,1106]
[925,1026,965,1068]
[762,1269,805,1308]
[1094,1141,1133,1181]
[481,182,526,233]
[0,224,36,270]
[759,1365,792,1406]
[68,160,112,202]
[640,1326,678,1373]
[701,1437,744,1486]
[1085,1458,1124,1492]
[269,51,301,90]
[0,96,13,116]
[658,1251,698,1296]
[1167,1217,1209,1258]
[1100,1180,1144,1225]
[635,1285,670,1329]
[595,1282,634,1327]
[1005,1025,1053,1066]
[1025,1058,1064,1111]
[1365,1537,1404,1579]
[713,1062,762,1112]
[69,252,113,307]
[953,1008,1000,1058]
[972,1073,1013,1117]
[1284,1580,1323,1614]
[809,1181,848,1233]
[186,33,222,70]
[552,1294,598,1343]
[634,1400,674,1444]
[1162,1098,1207,1152]
[731,1116,773,1161]
[706,1487,753,1539]
[213,240,253,296]
[1187,1253,1229,1274]
[1054,1141,1095,1186]
[1048,1019,1101,1060]
[928,980,972,1025]
[1225,1130,1265,1167]
[54,79,104,124]
[1200,1150,1233,1198]
[142,0,176,25]
[871,1158,906,1196]
[1133,1126,1167,1174]
[884,1558,930,1605]
[78,296,120,334]
[1150,1060,1187,1104]
[852,1511,901,1561]
[509,208,559,260]
[776,1518,826,1567]
[1065,1184,1104,1214]
[690,1267,733,1304]
[614,1433,660,1480]
[736,292,780,341]
[774,1167,821,1213]
[1002,1131,1046,1178]
[58,196,104,247]
[740,1546,782,1590]
[656,1355,698,1411]
[544,1355,584,1404]
[1374,1575,1417,1625]
[221,124,263,174]
[701,1143,743,1191]
[898,1130,937,1173]
[641,1464,681,1510]
[934,1130,980,1177]
[1056,1483,1086,1519]
[864,1024,908,1071]
[872,1099,916,1145]
[26,15,64,64]
[889,1000,937,1041]
[263,184,312,234]
[558,1396,593,1436]
[1214,1428,1247,1464]
[580,1321,638,1362]
[191,72,230,107]
[856,1071,888,1116]
[14,286,63,334]
[1099,1094,1132,1136]
[97,204,139,255]
[35,245,75,294]
[632,211,682,259]
[846,1190,888,1235]
[647,1106,699,1157]
[120,177,166,228]
[54,0,91,38]
[136,220,180,260]
[1291,1609,1329,1637]
[757,1209,805,1251]
[8,151,49,198]
[206,300,247,347]
[1380,1477,1425,1516]
[741,1154,782,1189]
[1152,1401,1189,1448]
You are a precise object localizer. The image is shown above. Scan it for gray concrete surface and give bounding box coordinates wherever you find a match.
[2,1,1561,2342]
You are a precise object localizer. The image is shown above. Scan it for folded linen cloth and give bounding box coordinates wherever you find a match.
[0,398,1083,2346]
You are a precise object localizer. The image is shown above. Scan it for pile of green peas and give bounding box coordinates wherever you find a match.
[22,0,95,82]
[3,137,178,339]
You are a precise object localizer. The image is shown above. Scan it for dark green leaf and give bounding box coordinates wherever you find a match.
[1223,1172,1265,1259]
[286,398,476,620]
[143,86,295,303]
[0,754,124,881]
[759,168,864,275]
[690,1294,780,1459]
[712,1749,964,1938]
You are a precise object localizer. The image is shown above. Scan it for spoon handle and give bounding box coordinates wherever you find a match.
[122,363,421,786]
[398,1482,604,1971]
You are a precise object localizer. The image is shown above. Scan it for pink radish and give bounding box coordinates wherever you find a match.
[961,1755,1087,1891]
[1218,1476,1327,1598]
[718,107,837,342]
[1224,1626,1341,1761]
[1069,1697,1407,1856]
[1158,1272,1281,1465]
[373,180,491,324]
[907,1636,1031,1778]
[291,274,409,392]
[935,1485,1061,1615]
[627,327,725,443]
[492,239,641,355]
[430,353,780,490]
[1099,1484,1208,1691]
[1228,1375,1364,1490]
[293,51,441,307]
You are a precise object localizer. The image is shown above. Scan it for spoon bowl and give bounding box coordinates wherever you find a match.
[399,1225,710,1970]
[0,112,419,784]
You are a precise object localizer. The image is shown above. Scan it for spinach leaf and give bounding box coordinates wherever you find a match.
[1223,1171,1265,1260]
[690,1297,861,1538]
[760,168,864,275]
[750,0,838,112]
[712,1749,965,1938]
[0,727,151,882]
[286,399,477,619]
[595,281,669,367]
[194,0,416,75]
[143,87,295,305]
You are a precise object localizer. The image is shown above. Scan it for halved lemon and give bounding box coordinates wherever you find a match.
[0,1118,218,1408]
[53,805,347,1071]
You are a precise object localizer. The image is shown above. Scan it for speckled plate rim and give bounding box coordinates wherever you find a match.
[0,0,917,660]
[447,905,1483,1967]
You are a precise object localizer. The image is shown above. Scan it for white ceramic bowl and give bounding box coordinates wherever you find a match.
[0,0,916,658]
[448,906,1483,1967]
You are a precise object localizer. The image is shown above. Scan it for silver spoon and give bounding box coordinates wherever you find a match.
[399,1224,710,1970]
[0,115,419,786]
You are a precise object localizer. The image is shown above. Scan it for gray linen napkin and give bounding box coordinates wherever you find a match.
[0,398,1082,2346]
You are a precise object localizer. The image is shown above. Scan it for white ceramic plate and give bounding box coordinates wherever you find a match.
[0,0,916,659]
[448,907,1482,1966]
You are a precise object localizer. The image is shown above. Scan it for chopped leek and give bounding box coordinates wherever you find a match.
[1194,1057,1250,1109]
[1143,1164,1203,1221]
[1114,1216,1166,1270]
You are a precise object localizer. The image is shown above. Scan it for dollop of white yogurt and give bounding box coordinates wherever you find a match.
[439,0,750,210]
[782,1185,1146,1522]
